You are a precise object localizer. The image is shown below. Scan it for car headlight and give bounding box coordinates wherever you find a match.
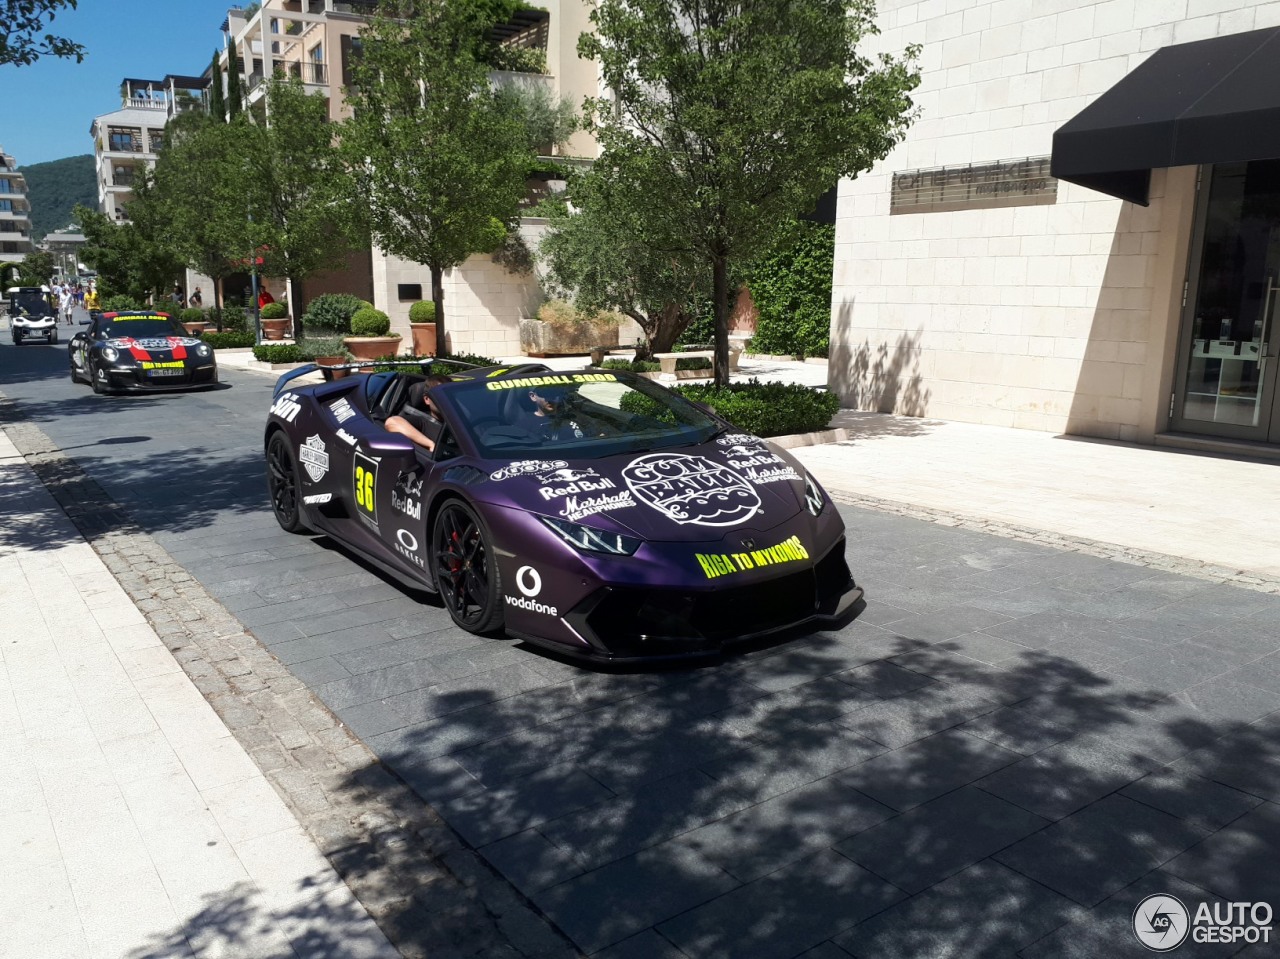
[540,516,641,555]
[804,471,826,517]
[101,347,119,362]
[196,343,211,358]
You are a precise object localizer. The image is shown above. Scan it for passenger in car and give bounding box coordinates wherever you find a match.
[384,373,452,450]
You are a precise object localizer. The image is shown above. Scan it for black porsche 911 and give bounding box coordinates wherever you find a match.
[264,359,862,662]
[69,310,218,394]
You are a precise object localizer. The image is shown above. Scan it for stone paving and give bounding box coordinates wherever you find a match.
[3,338,1279,957]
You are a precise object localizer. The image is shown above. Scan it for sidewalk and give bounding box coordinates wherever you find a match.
[0,431,397,959]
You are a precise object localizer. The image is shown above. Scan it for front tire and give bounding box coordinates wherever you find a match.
[433,501,503,634]
[12,332,21,345]
[266,432,308,534]
[90,359,106,394]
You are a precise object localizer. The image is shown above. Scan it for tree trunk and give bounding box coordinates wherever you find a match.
[214,278,225,331]
[285,276,297,339]
[712,254,730,387]
[645,303,689,358]
[430,264,445,356]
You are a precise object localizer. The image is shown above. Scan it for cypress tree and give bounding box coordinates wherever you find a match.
[208,50,226,121]
[227,42,244,119]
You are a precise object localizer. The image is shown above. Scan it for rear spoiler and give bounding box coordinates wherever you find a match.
[271,357,483,399]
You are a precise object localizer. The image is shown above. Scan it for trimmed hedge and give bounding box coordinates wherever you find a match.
[409,300,436,323]
[350,307,391,336]
[201,331,255,349]
[300,293,369,336]
[260,301,287,320]
[602,358,661,373]
[252,343,308,364]
[675,356,713,372]
[366,351,502,373]
[179,307,205,324]
[102,295,148,312]
[674,380,839,437]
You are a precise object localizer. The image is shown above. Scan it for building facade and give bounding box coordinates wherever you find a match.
[831,0,1280,456]
[0,146,35,267]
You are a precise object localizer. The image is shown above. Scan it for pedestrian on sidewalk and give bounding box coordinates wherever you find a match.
[59,286,74,324]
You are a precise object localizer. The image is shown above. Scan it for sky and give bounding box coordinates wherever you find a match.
[1,1,238,167]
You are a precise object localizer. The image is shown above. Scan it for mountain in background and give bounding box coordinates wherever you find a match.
[19,155,97,240]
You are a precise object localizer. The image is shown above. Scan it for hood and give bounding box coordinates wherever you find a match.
[481,435,808,543]
[106,336,202,360]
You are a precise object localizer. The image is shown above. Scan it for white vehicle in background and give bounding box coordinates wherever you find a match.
[6,286,58,345]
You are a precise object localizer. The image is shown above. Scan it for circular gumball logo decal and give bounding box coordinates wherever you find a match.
[622,453,761,527]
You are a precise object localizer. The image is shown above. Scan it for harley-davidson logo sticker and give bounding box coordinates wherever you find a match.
[299,435,329,482]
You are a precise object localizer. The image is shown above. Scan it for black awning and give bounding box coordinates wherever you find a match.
[1051,27,1280,205]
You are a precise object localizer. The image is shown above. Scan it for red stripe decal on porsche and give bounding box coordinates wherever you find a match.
[121,337,152,361]
[167,337,188,360]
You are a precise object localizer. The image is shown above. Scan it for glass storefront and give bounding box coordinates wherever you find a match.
[1174,160,1280,444]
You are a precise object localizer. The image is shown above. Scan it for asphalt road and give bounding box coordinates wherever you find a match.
[3,329,1278,958]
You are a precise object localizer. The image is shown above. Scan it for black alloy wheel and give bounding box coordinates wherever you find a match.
[266,432,308,534]
[69,356,81,383]
[433,500,503,634]
[90,359,106,394]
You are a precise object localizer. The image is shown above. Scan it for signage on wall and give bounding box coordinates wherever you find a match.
[891,156,1057,214]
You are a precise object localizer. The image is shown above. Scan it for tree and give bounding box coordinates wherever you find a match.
[340,0,531,350]
[537,178,710,359]
[76,205,184,302]
[246,76,362,318]
[15,250,56,286]
[208,49,226,122]
[579,0,919,384]
[226,41,244,119]
[127,114,262,325]
[0,0,84,67]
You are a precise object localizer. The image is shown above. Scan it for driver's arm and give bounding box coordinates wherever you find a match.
[384,414,436,451]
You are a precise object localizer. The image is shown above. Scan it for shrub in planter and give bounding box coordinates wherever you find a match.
[201,331,256,349]
[602,358,661,373]
[252,343,308,364]
[205,306,248,332]
[301,293,367,336]
[102,294,147,312]
[367,351,502,373]
[260,301,287,320]
[350,307,392,337]
[301,336,350,360]
[409,301,437,323]
[179,307,205,324]
[674,379,840,437]
[674,356,713,372]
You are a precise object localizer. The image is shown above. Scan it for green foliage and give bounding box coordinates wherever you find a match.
[340,0,533,347]
[252,343,307,363]
[226,41,244,119]
[208,50,226,121]
[488,44,547,74]
[15,250,55,286]
[300,293,366,335]
[200,330,255,349]
[367,350,502,373]
[206,305,248,332]
[408,300,437,323]
[601,358,661,373]
[16,155,94,240]
[745,221,833,359]
[179,307,205,323]
[350,307,391,336]
[260,301,287,320]
[675,356,713,372]
[76,205,184,302]
[437,351,501,369]
[673,380,839,437]
[0,0,85,67]
[101,294,147,312]
[496,81,577,154]
[536,298,622,334]
[578,0,919,382]
[299,336,349,358]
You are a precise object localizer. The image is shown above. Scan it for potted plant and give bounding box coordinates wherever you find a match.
[178,307,207,336]
[260,301,290,340]
[303,335,352,379]
[520,299,621,357]
[408,300,438,355]
[343,306,402,362]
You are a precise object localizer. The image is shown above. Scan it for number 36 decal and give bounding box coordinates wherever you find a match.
[354,450,379,526]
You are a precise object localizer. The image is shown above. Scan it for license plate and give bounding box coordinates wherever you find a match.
[147,368,185,377]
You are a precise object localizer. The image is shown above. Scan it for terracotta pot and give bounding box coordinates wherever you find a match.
[314,355,348,379]
[342,335,402,363]
[261,317,290,341]
[410,322,437,356]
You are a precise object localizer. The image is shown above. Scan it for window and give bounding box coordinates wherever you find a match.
[398,284,423,301]
[0,200,11,212]
[109,129,141,152]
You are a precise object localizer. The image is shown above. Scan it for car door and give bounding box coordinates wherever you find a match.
[69,317,100,375]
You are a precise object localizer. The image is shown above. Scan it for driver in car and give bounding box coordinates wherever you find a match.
[384,373,452,451]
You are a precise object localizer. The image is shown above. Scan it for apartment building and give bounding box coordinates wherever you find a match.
[0,146,35,267]
[831,0,1280,458]
[210,0,601,354]
[89,76,209,223]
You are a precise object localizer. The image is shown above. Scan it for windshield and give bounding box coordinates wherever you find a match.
[445,371,721,458]
[99,314,186,339]
[10,291,51,315]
